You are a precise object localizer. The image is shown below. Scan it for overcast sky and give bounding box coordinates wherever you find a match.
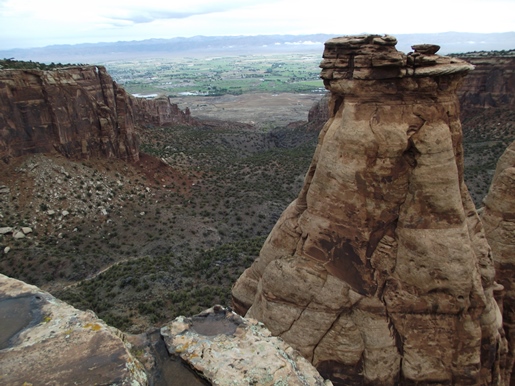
[1,0,514,50]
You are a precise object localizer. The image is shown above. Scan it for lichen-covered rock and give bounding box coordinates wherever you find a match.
[0,274,147,385]
[233,35,507,385]
[161,306,332,386]
[482,140,515,383]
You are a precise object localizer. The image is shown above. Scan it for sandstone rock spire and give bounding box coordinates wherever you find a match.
[232,35,507,385]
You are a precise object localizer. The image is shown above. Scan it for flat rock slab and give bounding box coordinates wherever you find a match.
[0,274,147,385]
[161,306,332,386]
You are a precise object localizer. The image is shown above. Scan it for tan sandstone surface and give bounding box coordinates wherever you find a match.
[482,140,515,384]
[161,305,332,385]
[232,35,508,385]
[0,273,147,385]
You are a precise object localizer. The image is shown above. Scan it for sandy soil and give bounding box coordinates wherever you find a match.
[169,92,326,128]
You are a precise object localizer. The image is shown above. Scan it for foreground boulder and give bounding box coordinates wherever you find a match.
[233,35,507,385]
[161,305,331,385]
[482,140,515,383]
[0,274,147,385]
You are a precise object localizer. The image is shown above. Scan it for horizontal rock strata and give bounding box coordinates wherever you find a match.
[0,66,140,162]
[457,56,515,111]
[135,96,194,127]
[0,66,194,163]
[232,35,508,385]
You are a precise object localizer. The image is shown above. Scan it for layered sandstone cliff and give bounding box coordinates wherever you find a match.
[457,55,515,114]
[307,93,330,131]
[482,140,515,384]
[309,55,515,132]
[0,66,193,163]
[0,66,140,162]
[135,96,194,128]
[233,35,508,385]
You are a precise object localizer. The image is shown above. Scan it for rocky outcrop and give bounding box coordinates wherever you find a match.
[482,140,515,384]
[161,305,332,385]
[309,55,515,132]
[0,66,141,162]
[0,273,147,385]
[232,35,508,385]
[135,96,195,127]
[307,93,330,131]
[0,66,194,163]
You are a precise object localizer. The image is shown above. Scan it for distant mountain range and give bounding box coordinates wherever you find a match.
[1,32,515,63]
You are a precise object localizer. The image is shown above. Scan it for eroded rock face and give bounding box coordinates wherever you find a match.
[0,274,147,385]
[482,140,515,384]
[308,93,330,131]
[0,66,194,164]
[0,66,141,162]
[458,56,515,114]
[232,35,507,385]
[161,306,332,385]
[135,96,194,127]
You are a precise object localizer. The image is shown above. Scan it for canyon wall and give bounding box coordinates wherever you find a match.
[0,66,193,163]
[232,35,508,385]
[457,56,515,113]
[308,93,330,131]
[134,96,194,128]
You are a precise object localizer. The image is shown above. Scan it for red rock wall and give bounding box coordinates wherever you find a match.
[0,66,195,163]
[0,66,140,162]
[457,56,515,118]
[307,93,330,131]
[134,96,194,128]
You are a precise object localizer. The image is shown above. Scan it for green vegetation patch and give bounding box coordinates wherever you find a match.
[103,54,325,96]
[56,237,265,331]
[0,58,81,70]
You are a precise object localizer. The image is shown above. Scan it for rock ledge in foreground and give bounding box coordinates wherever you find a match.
[0,274,147,385]
[161,305,332,386]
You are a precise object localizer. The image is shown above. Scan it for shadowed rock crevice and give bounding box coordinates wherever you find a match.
[232,34,508,385]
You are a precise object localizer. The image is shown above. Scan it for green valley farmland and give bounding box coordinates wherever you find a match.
[103,53,325,96]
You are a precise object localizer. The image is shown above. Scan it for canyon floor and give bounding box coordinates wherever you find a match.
[169,92,324,129]
[0,92,513,334]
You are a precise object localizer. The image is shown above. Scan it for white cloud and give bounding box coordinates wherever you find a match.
[0,0,514,49]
